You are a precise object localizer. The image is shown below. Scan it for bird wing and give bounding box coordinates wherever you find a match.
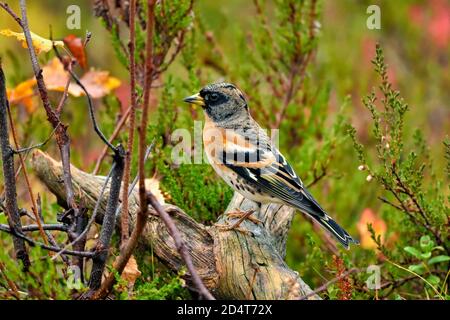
[224,146,328,220]
[217,125,326,218]
[218,126,358,248]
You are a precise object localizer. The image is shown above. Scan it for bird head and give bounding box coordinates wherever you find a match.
[183,82,249,124]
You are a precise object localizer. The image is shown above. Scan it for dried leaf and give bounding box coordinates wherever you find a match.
[7,78,37,113]
[0,29,64,54]
[67,70,121,99]
[357,208,387,249]
[145,178,165,204]
[42,57,70,91]
[63,34,88,69]
[120,255,141,287]
[41,58,120,99]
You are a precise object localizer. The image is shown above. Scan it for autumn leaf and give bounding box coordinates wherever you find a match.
[68,70,121,99]
[7,78,37,113]
[114,255,141,290]
[0,29,64,54]
[42,57,70,91]
[63,34,88,69]
[41,58,121,99]
[357,208,387,250]
[145,177,165,204]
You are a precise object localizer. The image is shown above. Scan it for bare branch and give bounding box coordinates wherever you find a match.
[121,0,139,245]
[147,193,215,300]
[0,2,22,25]
[92,105,131,175]
[0,225,93,257]
[137,0,156,217]
[87,146,125,291]
[0,223,68,233]
[6,101,48,245]
[0,64,30,269]
[51,162,116,261]
[52,47,117,152]
[11,123,60,154]
[16,3,82,271]
[298,268,360,300]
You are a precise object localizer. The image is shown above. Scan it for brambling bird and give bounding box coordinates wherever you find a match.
[184,82,358,249]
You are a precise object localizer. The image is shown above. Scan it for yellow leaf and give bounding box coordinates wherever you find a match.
[7,78,37,113]
[0,29,64,54]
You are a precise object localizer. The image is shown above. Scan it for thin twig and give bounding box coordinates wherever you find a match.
[137,0,156,219]
[11,123,59,154]
[0,261,20,299]
[378,196,403,211]
[0,2,22,25]
[51,163,116,261]
[0,64,30,269]
[52,47,117,152]
[147,193,215,300]
[0,226,93,257]
[0,223,68,232]
[6,103,48,244]
[87,146,125,291]
[121,0,138,245]
[17,2,81,269]
[298,268,360,300]
[36,195,70,265]
[92,104,131,175]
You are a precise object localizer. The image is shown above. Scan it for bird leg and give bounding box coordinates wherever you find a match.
[215,208,261,233]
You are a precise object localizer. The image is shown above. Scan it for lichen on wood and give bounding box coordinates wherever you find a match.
[31,150,319,300]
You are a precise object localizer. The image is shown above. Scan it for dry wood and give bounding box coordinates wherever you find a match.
[31,150,319,300]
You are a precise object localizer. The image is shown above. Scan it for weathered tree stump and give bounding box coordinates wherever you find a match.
[31,150,319,300]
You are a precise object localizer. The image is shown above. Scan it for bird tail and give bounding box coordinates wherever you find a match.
[310,214,359,249]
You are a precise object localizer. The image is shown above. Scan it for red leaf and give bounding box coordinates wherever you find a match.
[63,34,88,69]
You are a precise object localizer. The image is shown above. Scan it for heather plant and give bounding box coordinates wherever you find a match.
[0,0,448,301]
[347,45,449,299]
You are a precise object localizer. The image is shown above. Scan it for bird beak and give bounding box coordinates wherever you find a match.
[183,93,205,107]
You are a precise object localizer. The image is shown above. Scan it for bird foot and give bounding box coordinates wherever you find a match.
[214,209,260,234]
[225,209,261,224]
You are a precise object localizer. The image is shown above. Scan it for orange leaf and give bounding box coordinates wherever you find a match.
[42,58,71,92]
[0,29,64,54]
[120,255,141,288]
[41,58,120,99]
[68,70,121,99]
[63,34,88,69]
[145,178,165,204]
[357,208,387,249]
[7,78,37,113]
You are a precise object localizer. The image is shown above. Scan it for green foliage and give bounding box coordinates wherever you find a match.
[0,247,77,300]
[134,271,189,300]
[110,23,129,69]
[348,44,450,299]
[403,235,450,286]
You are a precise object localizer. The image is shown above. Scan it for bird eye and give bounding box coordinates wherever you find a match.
[210,93,219,101]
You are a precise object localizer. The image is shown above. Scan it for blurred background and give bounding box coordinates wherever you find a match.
[0,0,448,299]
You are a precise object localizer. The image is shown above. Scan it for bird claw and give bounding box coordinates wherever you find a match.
[214,223,252,235]
[214,208,260,234]
[225,209,262,224]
